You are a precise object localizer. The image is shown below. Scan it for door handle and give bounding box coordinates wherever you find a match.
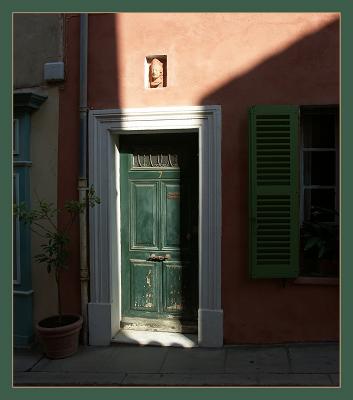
[148,254,171,261]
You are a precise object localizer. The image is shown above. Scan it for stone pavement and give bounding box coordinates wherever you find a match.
[13,342,339,387]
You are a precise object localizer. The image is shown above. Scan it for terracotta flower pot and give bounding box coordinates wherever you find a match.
[36,314,83,359]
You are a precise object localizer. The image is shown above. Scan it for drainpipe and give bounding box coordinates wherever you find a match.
[78,13,89,345]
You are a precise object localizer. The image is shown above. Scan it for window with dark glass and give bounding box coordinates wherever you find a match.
[300,106,339,277]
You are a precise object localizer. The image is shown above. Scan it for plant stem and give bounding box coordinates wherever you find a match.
[55,269,62,325]
[29,227,47,238]
[63,212,78,234]
[43,210,58,231]
[32,221,53,235]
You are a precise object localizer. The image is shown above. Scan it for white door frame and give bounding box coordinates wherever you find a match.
[88,106,223,347]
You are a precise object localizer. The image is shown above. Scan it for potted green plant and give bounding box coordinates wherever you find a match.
[14,186,100,359]
[301,207,339,277]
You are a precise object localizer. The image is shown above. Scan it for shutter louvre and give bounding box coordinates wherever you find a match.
[249,105,299,278]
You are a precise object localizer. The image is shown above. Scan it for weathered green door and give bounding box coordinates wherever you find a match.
[120,133,198,332]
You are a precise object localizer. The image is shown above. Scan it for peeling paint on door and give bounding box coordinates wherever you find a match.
[120,134,198,331]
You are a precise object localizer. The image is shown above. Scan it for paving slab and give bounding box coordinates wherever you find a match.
[122,373,258,386]
[14,372,125,386]
[288,343,339,373]
[258,373,333,386]
[161,347,226,373]
[329,373,340,386]
[225,346,290,373]
[13,348,44,372]
[101,344,168,373]
[32,346,113,372]
[33,345,168,373]
[13,342,340,387]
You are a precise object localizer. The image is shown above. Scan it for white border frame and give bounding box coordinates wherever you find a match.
[88,106,223,347]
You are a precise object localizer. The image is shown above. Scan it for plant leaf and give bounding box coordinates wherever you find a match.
[318,244,326,259]
[304,237,319,251]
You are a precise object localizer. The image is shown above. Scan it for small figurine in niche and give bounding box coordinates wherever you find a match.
[149,58,164,88]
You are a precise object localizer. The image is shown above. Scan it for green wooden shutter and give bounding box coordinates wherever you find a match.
[249,105,299,278]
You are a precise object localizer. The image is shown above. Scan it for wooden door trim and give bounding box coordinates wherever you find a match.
[88,106,223,347]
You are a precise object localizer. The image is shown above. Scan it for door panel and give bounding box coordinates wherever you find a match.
[163,262,183,312]
[130,260,158,312]
[120,133,198,332]
[161,181,181,249]
[162,260,196,318]
[130,181,158,249]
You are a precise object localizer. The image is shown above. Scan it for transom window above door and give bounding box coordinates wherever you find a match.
[132,153,179,169]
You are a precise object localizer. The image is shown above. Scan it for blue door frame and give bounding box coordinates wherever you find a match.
[13,92,47,347]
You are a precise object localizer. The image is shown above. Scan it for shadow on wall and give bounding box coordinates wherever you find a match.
[87,13,120,109]
[58,13,340,344]
[199,18,339,343]
[58,13,121,314]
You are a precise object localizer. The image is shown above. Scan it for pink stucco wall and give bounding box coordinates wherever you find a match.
[60,13,339,343]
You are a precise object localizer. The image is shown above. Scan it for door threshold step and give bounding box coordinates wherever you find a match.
[112,329,198,348]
